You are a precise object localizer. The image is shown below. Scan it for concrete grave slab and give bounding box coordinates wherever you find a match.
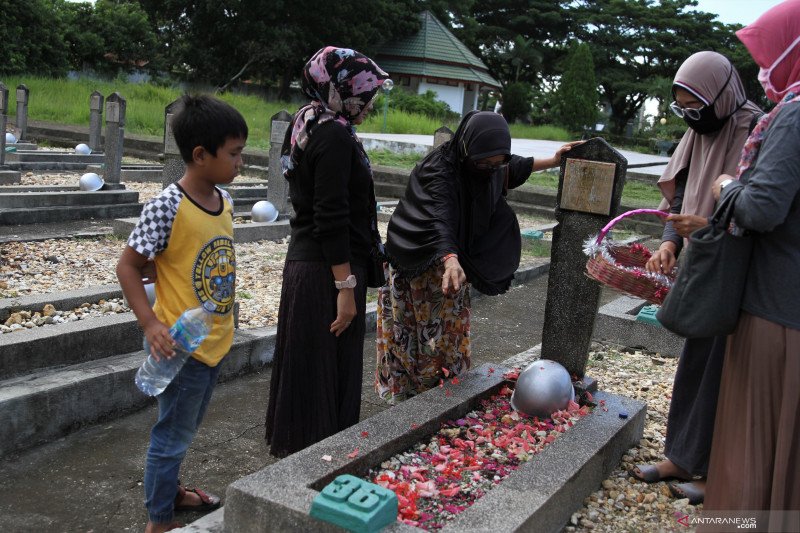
[222,362,644,533]
[592,295,684,358]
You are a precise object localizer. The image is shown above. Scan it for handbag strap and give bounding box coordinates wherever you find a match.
[710,187,742,231]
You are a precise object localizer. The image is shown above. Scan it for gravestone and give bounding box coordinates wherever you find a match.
[15,84,28,141]
[161,99,185,187]
[541,138,627,378]
[102,93,126,190]
[265,110,291,217]
[0,83,21,184]
[88,91,104,153]
[433,125,453,149]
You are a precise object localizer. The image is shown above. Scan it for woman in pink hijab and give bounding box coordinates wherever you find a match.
[632,52,762,505]
[703,0,800,525]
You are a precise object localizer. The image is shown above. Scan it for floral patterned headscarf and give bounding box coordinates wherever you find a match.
[281,46,388,178]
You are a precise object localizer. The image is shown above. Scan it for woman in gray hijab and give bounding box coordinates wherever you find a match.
[632,51,762,505]
[375,111,578,404]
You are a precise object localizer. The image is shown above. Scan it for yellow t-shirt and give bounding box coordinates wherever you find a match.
[128,183,235,366]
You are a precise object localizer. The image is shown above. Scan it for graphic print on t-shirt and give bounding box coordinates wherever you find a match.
[193,236,236,314]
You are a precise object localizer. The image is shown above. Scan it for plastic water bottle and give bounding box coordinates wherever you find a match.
[135,301,217,396]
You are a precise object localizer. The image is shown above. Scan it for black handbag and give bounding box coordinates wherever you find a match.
[656,187,753,338]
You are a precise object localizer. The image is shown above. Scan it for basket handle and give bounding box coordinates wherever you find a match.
[595,208,669,244]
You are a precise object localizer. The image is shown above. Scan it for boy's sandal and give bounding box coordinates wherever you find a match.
[668,481,705,505]
[174,486,222,513]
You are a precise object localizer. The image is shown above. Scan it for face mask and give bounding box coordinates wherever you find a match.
[757,35,800,103]
[681,65,743,135]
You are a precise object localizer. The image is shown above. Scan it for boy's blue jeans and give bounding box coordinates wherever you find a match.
[143,354,221,524]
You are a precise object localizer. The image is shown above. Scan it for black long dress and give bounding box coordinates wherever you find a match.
[265,121,380,458]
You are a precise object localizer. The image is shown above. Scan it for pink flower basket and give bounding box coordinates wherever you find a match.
[584,209,675,305]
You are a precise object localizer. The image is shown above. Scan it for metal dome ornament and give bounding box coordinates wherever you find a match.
[251,200,279,223]
[75,143,92,155]
[510,359,575,418]
[78,172,104,191]
[5,132,17,144]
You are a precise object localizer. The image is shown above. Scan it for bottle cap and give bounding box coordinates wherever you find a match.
[202,300,217,313]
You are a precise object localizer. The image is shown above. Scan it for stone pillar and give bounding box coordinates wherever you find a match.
[161,99,186,187]
[0,83,21,184]
[265,110,292,218]
[89,91,104,153]
[432,125,453,150]
[540,137,627,378]
[15,84,29,141]
[0,83,7,167]
[103,92,126,190]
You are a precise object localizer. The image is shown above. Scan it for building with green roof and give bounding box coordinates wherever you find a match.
[375,11,501,117]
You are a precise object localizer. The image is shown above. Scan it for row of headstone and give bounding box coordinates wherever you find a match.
[0,83,111,155]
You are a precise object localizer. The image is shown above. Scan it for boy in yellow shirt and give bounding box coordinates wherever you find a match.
[117,94,247,533]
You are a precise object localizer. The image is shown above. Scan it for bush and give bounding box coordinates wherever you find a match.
[375,89,460,121]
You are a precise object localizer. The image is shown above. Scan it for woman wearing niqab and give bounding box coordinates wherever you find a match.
[376,111,578,403]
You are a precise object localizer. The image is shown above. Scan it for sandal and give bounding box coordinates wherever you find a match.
[174,486,222,513]
[669,481,705,505]
[628,463,692,484]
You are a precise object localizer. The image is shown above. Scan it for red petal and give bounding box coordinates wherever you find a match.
[452,377,460,385]
[360,430,369,438]
[347,448,360,458]
[441,367,450,377]
[445,389,453,397]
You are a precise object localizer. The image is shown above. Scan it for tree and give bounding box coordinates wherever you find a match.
[138,0,421,96]
[438,0,573,88]
[552,41,598,131]
[0,0,70,76]
[502,82,533,123]
[570,0,741,134]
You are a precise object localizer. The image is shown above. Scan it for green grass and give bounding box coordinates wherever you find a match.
[508,123,573,141]
[526,171,663,207]
[368,149,423,169]
[3,76,574,151]
[521,238,552,258]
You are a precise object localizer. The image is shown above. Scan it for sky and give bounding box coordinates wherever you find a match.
[691,0,786,26]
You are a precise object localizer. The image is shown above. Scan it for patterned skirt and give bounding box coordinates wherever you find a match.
[375,262,471,404]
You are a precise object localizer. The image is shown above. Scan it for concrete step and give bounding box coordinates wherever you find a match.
[373,181,406,199]
[0,202,143,225]
[0,190,139,209]
[5,151,105,164]
[0,327,276,458]
[224,186,268,200]
[0,312,142,380]
[3,161,96,171]
[0,284,123,322]
[372,166,411,186]
[113,216,292,244]
[0,185,79,193]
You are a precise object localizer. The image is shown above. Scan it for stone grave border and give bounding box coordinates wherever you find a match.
[592,295,684,358]
[217,361,645,533]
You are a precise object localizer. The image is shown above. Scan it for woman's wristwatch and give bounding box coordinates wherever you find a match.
[335,274,357,289]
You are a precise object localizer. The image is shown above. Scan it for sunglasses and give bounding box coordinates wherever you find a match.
[669,101,704,121]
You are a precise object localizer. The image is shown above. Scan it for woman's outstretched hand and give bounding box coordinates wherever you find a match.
[534,140,586,171]
[442,256,467,295]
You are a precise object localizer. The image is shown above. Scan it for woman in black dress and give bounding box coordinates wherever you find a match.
[265,46,387,457]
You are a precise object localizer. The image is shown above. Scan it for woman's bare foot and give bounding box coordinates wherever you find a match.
[630,459,693,483]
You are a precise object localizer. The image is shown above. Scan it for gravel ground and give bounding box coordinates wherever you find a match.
[0,170,690,530]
